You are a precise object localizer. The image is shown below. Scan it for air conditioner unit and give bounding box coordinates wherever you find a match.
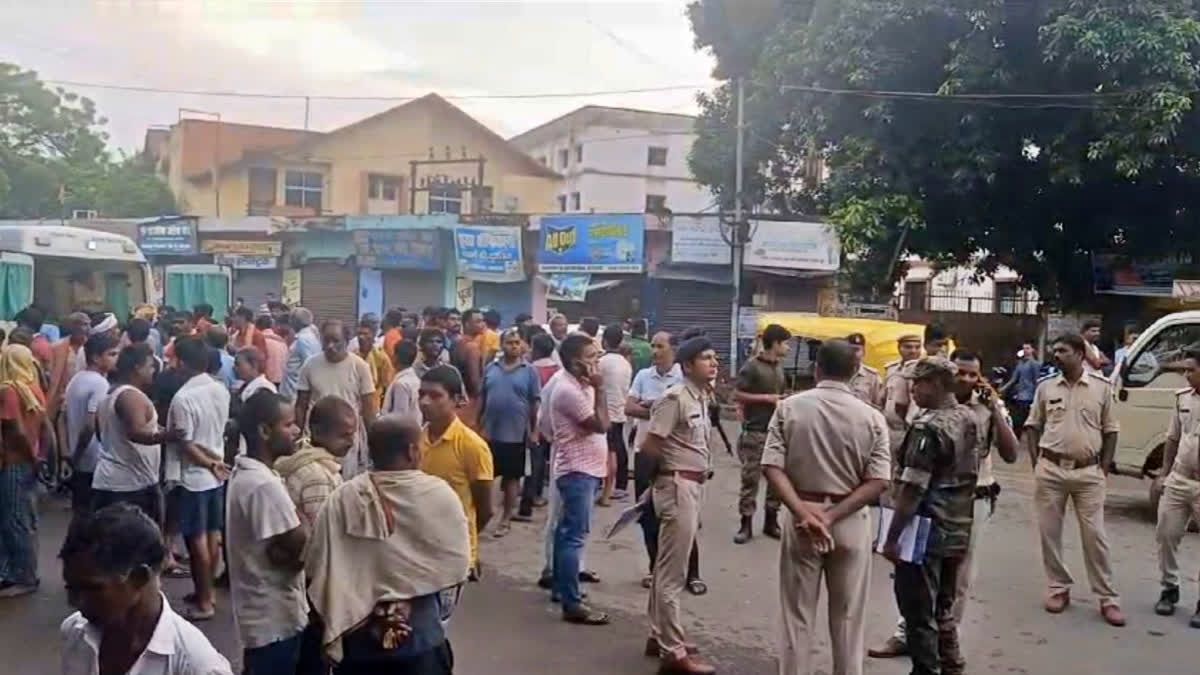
[72,209,99,219]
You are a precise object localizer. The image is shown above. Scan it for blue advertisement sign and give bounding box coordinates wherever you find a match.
[538,214,644,273]
[455,225,524,282]
[138,217,196,255]
[353,229,440,270]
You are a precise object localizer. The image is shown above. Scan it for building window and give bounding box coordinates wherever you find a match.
[575,144,583,162]
[540,155,548,166]
[645,194,666,212]
[557,195,567,212]
[904,281,927,310]
[647,146,668,166]
[368,174,399,201]
[284,170,323,210]
[429,185,463,214]
[570,192,581,211]
[558,149,570,169]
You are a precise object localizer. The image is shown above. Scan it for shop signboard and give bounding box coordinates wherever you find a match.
[744,220,840,271]
[538,214,644,273]
[454,225,524,282]
[214,254,278,270]
[671,216,731,265]
[138,217,196,255]
[545,274,591,302]
[353,229,440,270]
[201,240,283,256]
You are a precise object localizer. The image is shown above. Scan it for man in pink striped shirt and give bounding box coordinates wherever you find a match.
[548,333,610,626]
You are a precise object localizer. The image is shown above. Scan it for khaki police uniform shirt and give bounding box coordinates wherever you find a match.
[1166,388,1200,479]
[648,380,713,473]
[1025,372,1119,460]
[883,359,915,434]
[849,365,883,408]
[761,381,891,495]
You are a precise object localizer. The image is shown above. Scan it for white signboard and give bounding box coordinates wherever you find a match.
[214,254,278,270]
[744,220,840,271]
[671,216,731,265]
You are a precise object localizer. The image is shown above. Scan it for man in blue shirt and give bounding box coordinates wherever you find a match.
[1001,341,1042,430]
[203,326,237,391]
[480,328,540,538]
[282,308,321,401]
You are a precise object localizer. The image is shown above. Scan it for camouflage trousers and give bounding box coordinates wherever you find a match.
[737,430,780,517]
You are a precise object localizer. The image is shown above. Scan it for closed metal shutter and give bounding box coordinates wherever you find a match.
[473,281,532,327]
[657,279,733,365]
[232,269,282,314]
[382,270,442,314]
[301,262,357,327]
[551,276,640,326]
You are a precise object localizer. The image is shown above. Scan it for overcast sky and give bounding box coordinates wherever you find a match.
[1,1,718,153]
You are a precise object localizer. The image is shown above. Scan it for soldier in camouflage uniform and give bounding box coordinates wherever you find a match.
[882,357,979,675]
[732,323,791,544]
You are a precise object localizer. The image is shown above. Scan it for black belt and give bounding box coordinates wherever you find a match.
[1039,449,1099,470]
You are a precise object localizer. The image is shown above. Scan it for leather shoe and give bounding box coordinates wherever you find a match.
[645,637,698,658]
[1044,591,1069,614]
[867,635,908,658]
[658,655,716,675]
[1189,602,1200,629]
[1100,603,1126,627]
[1155,585,1179,616]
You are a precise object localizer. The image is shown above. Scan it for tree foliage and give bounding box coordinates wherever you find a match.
[0,63,175,219]
[688,0,1200,307]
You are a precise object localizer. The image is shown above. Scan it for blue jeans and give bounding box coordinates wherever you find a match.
[243,631,303,675]
[0,464,38,586]
[553,472,600,612]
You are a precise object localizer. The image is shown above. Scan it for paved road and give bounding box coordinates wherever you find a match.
[4,423,1200,674]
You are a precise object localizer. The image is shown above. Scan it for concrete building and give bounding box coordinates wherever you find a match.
[509,106,714,214]
[898,258,1039,315]
[145,94,559,218]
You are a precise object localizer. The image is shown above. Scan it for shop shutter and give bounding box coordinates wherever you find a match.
[382,270,442,314]
[473,281,532,328]
[657,279,733,365]
[301,262,357,327]
[232,269,283,314]
[550,276,640,327]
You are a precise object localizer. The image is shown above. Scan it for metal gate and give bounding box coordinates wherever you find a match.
[473,281,532,327]
[382,270,442,314]
[232,269,282,314]
[656,279,733,365]
[300,262,358,327]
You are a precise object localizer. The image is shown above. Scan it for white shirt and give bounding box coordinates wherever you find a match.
[61,594,232,675]
[628,363,684,448]
[225,456,308,650]
[236,376,278,457]
[93,385,160,492]
[383,367,422,423]
[168,374,231,492]
[1084,340,1103,376]
[597,352,632,423]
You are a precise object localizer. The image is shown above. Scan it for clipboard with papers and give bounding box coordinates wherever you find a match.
[873,506,932,564]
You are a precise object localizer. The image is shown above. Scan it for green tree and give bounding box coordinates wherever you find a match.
[0,63,175,218]
[688,0,1200,307]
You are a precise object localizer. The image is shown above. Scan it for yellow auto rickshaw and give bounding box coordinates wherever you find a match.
[753,313,946,391]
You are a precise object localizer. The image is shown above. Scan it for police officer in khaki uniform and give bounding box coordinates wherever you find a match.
[883,356,978,675]
[1153,348,1200,626]
[846,333,883,408]
[881,334,924,462]
[762,339,890,675]
[1024,332,1125,627]
[642,336,719,675]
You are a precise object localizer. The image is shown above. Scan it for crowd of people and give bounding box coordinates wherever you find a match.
[0,297,1195,675]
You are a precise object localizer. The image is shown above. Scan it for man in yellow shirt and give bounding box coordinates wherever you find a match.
[356,317,394,408]
[418,364,495,579]
[482,309,502,362]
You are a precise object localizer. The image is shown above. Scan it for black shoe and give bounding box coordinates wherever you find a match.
[763,510,782,540]
[537,574,553,590]
[1156,585,1180,616]
[1191,601,1200,629]
[733,516,753,544]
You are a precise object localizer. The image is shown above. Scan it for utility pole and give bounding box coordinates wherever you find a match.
[728,76,746,377]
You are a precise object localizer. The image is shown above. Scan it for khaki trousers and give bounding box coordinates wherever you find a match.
[778,505,871,675]
[648,474,704,660]
[1156,471,1200,589]
[1033,458,1119,604]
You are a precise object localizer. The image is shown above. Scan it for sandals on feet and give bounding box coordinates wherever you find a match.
[563,608,610,625]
